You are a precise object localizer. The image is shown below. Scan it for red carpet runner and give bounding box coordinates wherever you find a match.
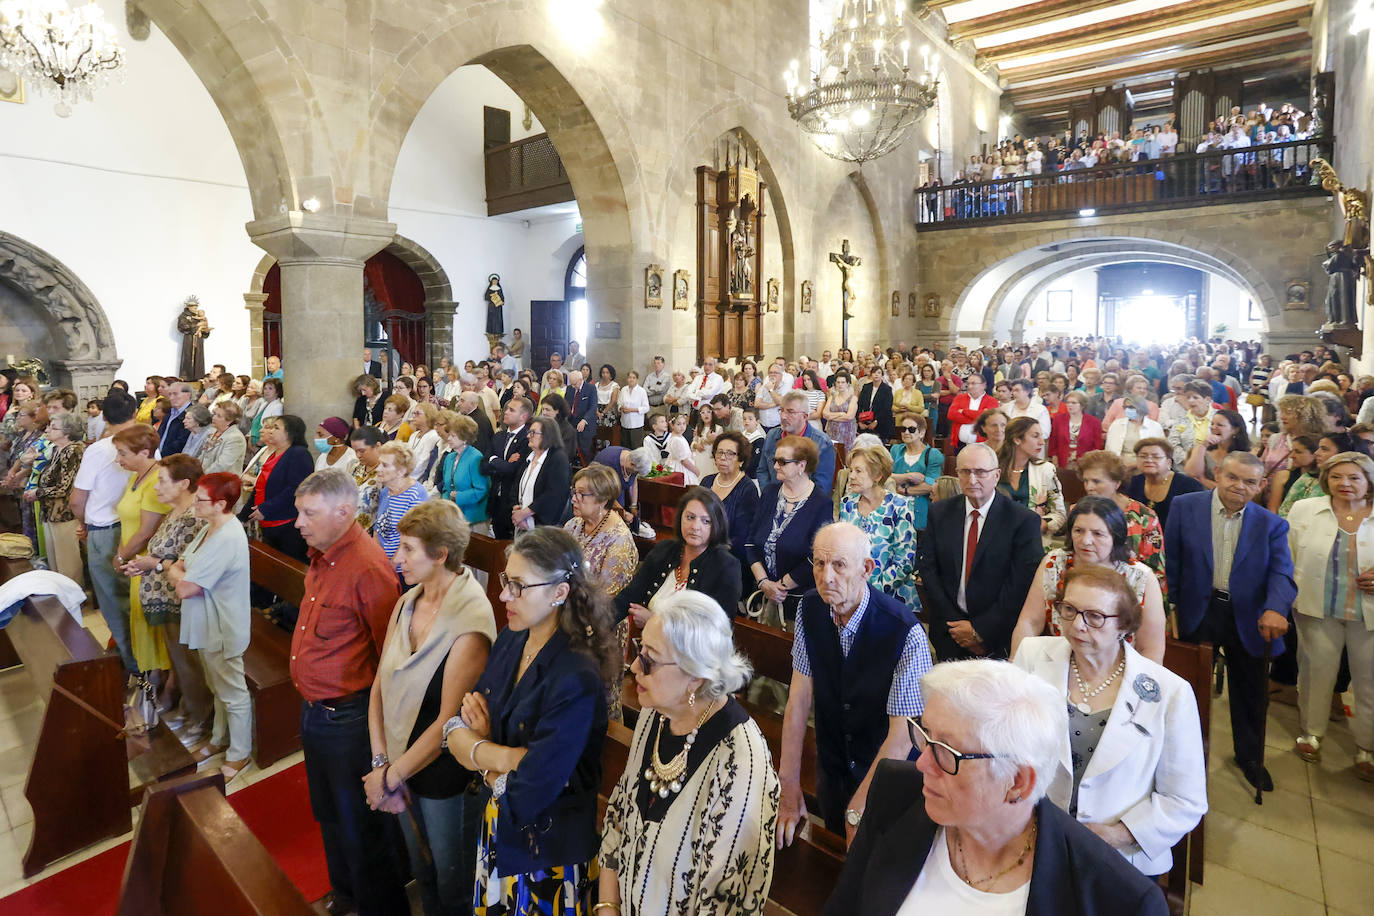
[0,762,328,914]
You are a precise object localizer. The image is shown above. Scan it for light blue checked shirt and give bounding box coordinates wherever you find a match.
[791,586,932,716]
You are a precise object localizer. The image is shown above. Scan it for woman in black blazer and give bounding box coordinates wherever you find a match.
[240,413,314,561]
[614,486,742,623]
[858,370,896,441]
[351,374,387,428]
[511,416,572,531]
[825,660,1167,916]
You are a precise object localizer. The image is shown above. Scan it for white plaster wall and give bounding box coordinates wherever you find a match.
[1020,270,1100,339]
[0,0,259,385]
[1208,271,1265,336]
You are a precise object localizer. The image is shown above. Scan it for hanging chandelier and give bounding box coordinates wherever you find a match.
[785,0,939,167]
[0,0,125,116]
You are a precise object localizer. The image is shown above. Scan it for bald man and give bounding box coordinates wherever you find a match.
[777,523,932,848]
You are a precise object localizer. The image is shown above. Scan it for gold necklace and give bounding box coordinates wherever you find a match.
[646,700,715,797]
[953,815,1037,891]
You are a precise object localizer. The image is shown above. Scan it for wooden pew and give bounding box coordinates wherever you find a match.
[466,532,512,629]
[117,772,314,916]
[1057,465,1086,507]
[246,540,307,767]
[1162,637,1213,900]
[635,477,686,557]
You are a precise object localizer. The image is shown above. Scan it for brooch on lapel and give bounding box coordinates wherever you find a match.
[1121,674,1161,736]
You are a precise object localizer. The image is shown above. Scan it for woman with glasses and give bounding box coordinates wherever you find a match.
[1125,437,1203,530]
[747,437,832,625]
[1011,496,1167,665]
[824,659,1168,914]
[443,527,617,915]
[890,414,942,532]
[616,487,742,625]
[701,431,760,586]
[1076,450,1167,597]
[598,590,778,915]
[510,416,572,532]
[840,446,919,606]
[1013,565,1206,877]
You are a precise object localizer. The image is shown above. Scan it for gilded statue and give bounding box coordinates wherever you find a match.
[1310,158,1369,249]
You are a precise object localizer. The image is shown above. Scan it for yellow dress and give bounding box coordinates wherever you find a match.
[134,396,157,425]
[117,468,172,672]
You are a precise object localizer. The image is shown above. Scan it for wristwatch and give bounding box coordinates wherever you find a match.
[845,808,863,827]
[370,753,388,769]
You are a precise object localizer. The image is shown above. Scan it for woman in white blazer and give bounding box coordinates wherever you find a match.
[1013,564,1207,877]
[1285,452,1374,778]
[1104,396,1165,471]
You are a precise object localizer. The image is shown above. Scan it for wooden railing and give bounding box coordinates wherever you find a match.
[915,136,1333,229]
[485,132,575,216]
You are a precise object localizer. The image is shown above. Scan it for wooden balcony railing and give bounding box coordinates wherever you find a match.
[485,132,575,217]
[914,136,1334,229]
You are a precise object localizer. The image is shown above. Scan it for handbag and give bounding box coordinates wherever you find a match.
[744,589,786,631]
[857,411,875,423]
[125,675,160,735]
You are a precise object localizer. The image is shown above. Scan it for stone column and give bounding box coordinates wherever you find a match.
[246,213,396,424]
[425,299,457,370]
[52,359,124,403]
[243,292,268,379]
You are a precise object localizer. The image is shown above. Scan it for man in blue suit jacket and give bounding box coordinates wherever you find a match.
[566,369,598,465]
[1165,451,1295,792]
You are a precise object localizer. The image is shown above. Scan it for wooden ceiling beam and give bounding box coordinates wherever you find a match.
[948,0,1134,44]
[981,0,1294,63]
[1005,50,1311,105]
[996,13,1309,82]
[1003,34,1310,97]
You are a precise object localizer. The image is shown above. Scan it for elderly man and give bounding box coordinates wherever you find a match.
[362,348,381,378]
[777,523,932,846]
[1166,452,1295,792]
[917,443,1043,661]
[643,355,671,417]
[548,351,567,381]
[756,390,836,491]
[566,369,599,464]
[456,391,494,455]
[158,381,195,455]
[291,469,407,915]
[483,396,531,538]
[688,356,725,407]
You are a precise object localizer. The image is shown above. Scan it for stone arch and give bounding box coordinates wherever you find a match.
[0,232,121,398]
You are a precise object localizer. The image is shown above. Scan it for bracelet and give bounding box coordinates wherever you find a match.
[470,738,491,771]
[441,715,468,750]
[592,904,621,914]
[491,771,509,799]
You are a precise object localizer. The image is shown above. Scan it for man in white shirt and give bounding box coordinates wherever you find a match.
[643,355,671,417]
[69,391,137,672]
[688,357,725,407]
[754,363,786,430]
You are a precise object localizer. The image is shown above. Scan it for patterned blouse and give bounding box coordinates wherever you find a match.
[565,512,638,597]
[33,442,84,524]
[1121,498,1167,598]
[1039,549,1154,636]
[1279,472,1323,518]
[353,460,379,531]
[839,491,920,607]
[140,507,205,624]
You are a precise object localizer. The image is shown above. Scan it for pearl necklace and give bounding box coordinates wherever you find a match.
[1070,653,1126,714]
[645,701,715,798]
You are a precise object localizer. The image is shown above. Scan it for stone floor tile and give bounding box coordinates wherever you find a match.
[1187,861,1326,916]
[1320,849,1374,915]
[0,786,29,828]
[1208,772,1314,843]
[1312,798,1374,865]
[1308,763,1374,817]
[1203,810,1324,902]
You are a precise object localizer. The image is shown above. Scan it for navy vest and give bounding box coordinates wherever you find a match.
[800,587,916,803]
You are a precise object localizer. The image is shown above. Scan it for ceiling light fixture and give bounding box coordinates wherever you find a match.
[0,0,125,116]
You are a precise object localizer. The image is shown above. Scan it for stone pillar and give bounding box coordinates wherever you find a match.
[243,292,268,379]
[51,359,124,403]
[425,299,457,370]
[246,213,396,424]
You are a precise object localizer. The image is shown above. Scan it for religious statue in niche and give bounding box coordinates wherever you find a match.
[672,269,690,310]
[908,292,918,318]
[177,295,212,380]
[891,290,901,317]
[767,277,780,313]
[1311,158,1372,355]
[728,217,755,297]
[645,265,664,309]
[924,293,941,318]
[1323,242,1362,328]
[483,274,505,336]
[800,280,813,313]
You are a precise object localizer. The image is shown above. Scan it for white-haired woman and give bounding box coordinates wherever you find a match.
[825,659,1168,915]
[598,590,779,916]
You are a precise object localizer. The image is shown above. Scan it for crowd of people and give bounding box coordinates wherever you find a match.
[0,327,1368,915]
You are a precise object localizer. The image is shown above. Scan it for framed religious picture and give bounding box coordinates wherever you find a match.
[891,290,901,317]
[645,265,664,309]
[908,292,918,318]
[923,293,940,318]
[1285,279,1309,310]
[672,269,690,310]
[766,277,780,313]
[800,280,813,313]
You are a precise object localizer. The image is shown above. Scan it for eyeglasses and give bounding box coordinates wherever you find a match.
[901,426,922,434]
[773,457,803,466]
[570,489,596,500]
[630,638,679,677]
[498,572,564,598]
[955,468,997,479]
[907,717,999,776]
[1054,601,1118,629]
[715,449,739,458]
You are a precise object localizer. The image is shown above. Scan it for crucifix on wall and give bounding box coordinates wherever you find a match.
[829,239,862,349]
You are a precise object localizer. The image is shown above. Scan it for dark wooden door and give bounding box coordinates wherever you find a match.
[530,300,569,376]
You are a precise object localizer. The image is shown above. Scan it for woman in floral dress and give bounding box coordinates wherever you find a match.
[838,446,919,606]
[821,370,858,451]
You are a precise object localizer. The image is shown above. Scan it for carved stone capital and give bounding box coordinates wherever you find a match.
[246,212,396,266]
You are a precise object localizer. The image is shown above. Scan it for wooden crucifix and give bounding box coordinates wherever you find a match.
[829,239,862,349]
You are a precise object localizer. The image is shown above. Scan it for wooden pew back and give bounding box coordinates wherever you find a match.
[247,538,307,606]
[466,532,511,629]
[1162,636,1213,896]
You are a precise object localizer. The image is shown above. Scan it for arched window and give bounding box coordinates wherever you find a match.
[565,247,588,354]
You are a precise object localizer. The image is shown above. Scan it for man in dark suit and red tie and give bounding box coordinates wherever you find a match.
[566,368,599,465]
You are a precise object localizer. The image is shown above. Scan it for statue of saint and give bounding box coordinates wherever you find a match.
[728,219,754,297]
[484,274,505,336]
[1322,242,1363,328]
[177,296,212,380]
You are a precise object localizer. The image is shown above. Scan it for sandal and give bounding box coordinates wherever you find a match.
[191,741,228,762]
[221,758,250,782]
[1355,750,1374,782]
[1295,735,1321,763]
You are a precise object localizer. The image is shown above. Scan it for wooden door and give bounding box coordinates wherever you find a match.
[530,300,569,376]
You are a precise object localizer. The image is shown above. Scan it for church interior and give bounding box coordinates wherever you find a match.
[1,0,1373,913]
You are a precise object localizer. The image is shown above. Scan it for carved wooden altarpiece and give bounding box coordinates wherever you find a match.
[696,137,766,363]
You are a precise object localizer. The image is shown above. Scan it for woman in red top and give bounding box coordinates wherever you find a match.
[1048,390,1103,470]
[935,360,961,438]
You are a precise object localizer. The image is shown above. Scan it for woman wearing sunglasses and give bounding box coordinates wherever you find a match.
[825,658,1169,915]
[1013,565,1206,878]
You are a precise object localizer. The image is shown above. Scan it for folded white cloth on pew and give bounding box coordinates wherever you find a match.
[0,570,87,625]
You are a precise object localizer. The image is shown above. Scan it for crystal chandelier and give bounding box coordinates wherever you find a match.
[785,0,939,167]
[0,0,125,116]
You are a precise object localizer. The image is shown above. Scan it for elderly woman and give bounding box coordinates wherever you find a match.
[378,393,408,441]
[892,370,926,420]
[166,472,253,781]
[1104,396,1164,470]
[443,527,617,913]
[1102,374,1161,427]
[182,405,214,459]
[1077,450,1166,592]
[114,424,173,676]
[593,444,652,531]
[199,400,247,474]
[1286,452,1374,778]
[858,366,896,441]
[405,403,443,485]
[599,591,778,915]
[889,414,942,532]
[1125,437,1204,530]
[434,411,488,525]
[617,487,742,626]
[373,441,430,577]
[1014,565,1207,877]
[347,425,385,530]
[353,374,387,428]
[364,500,497,915]
[1182,408,1250,487]
[1012,496,1167,664]
[1261,393,1326,488]
[825,659,1167,914]
[1048,390,1104,470]
[1166,380,1217,469]
[747,436,831,625]
[840,446,919,605]
[701,431,760,583]
[511,416,572,532]
[998,416,1066,543]
[237,378,265,435]
[240,414,314,563]
[250,377,284,448]
[30,412,86,583]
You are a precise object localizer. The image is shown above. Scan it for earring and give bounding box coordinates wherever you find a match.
[1008,795,1022,805]
[688,691,696,708]
[552,598,565,607]
[584,625,593,637]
